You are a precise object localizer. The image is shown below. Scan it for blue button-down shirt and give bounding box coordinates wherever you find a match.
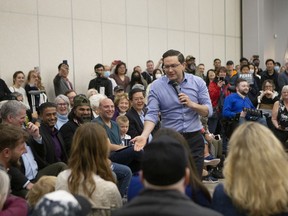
[145,73,212,133]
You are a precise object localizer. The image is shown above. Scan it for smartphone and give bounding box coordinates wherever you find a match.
[63,60,68,65]
[214,134,221,140]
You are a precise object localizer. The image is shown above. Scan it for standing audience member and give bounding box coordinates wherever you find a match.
[53,61,73,96]
[226,61,238,87]
[88,64,113,98]
[212,122,288,216]
[213,58,222,71]
[261,59,279,92]
[126,71,147,92]
[205,69,216,87]
[113,135,221,216]
[110,62,130,92]
[25,70,42,112]
[64,89,77,108]
[56,123,122,213]
[185,55,196,74]
[195,64,205,80]
[9,71,30,109]
[132,49,213,177]
[271,85,288,149]
[54,94,70,130]
[141,60,155,84]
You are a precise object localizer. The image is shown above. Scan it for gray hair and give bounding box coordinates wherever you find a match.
[0,100,26,120]
[89,94,107,110]
[54,94,71,112]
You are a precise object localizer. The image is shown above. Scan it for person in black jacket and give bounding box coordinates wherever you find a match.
[88,64,112,98]
[0,78,11,101]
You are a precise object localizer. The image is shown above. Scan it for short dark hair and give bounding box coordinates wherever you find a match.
[94,63,104,71]
[162,50,185,64]
[265,59,275,65]
[213,58,221,63]
[38,102,57,116]
[58,63,69,70]
[128,88,145,100]
[236,78,248,87]
[240,64,249,72]
[240,57,249,63]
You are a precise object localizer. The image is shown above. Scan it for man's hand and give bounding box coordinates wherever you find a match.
[131,135,147,151]
[26,182,34,190]
[26,122,41,140]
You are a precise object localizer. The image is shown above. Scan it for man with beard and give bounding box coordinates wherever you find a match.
[39,102,68,164]
[222,78,267,126]
[0,124,28,171]
[185,55,196,74]
[1,100,66,198]
[59,94,92,156]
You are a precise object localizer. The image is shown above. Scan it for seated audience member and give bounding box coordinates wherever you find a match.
[88,64,113,98]
[116,115,131,146]
[1,100,66,198]
[53,61,73,96]
[0,78,11,102]
[89,94,107,119]
[64,89,77,108]
[32,190,91,216]
[0,169,28,216]
[86,88,98,99]
[272,85,288,149]
[38,102,68,163]
[0,125,29,216]
[111,85,125,102]
[26,176,57,212]
[127,128,213,208]
[56,123,122,213]
[60,95,132,198]
[113,134,221,216]
[212,122,288,216]
[112,93,130,121]
[54,94,70,130]
[93,98,142,173]
[257,79,279,109]
[222,78,267,126]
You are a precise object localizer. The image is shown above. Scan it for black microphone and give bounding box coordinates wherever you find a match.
[169,80,181,96]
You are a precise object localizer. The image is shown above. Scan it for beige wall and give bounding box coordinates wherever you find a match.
[0,0,241,100]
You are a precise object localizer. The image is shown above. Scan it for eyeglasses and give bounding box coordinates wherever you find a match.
[265,85,273,88]
[57,103,67,107]
[163,64,181,71]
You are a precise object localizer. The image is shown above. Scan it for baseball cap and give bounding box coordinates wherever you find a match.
[141,135,188,186]
[73,95,90,107]
[114,86,124,92]
[33,190,92,216]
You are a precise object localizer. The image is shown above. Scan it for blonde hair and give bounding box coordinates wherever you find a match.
[26,176,57,207]
[0,170,10,210]
[224,122,288,216]
[116,115,129,125]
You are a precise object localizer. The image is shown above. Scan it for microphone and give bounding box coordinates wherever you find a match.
[169,80,181,96]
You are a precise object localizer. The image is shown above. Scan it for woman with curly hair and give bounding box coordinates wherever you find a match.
[212,122,288,216]
[56,122,122,213]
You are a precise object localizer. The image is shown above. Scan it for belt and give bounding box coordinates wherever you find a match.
[180,130,201,136]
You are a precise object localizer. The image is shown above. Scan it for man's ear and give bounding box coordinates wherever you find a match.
[184,167,190,186]
[2,148,11,158]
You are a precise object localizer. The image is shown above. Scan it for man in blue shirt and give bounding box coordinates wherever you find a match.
[132,49,213,177]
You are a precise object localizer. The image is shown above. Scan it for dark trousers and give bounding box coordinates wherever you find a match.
[110,146,143,173]
[181,131,204,178]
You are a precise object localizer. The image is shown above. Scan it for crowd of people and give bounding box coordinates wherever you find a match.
[0,49,288,215]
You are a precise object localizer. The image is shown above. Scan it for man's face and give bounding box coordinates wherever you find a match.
[131,92,145,112]
[9,139,27,168]
[67,92,77,107]
[237,81,249,96]
[214,60,221,69]
[146,62,154,73]
[41,107,57,128]
[95,66,104,76]
[99,99,115,120]
[266,61,275,71]
[60,64,69,78]
[163,56,185,83]
[9,109,26,127]
[226,64,234,71]
[74,105,91,119]
[198,65,205,74]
